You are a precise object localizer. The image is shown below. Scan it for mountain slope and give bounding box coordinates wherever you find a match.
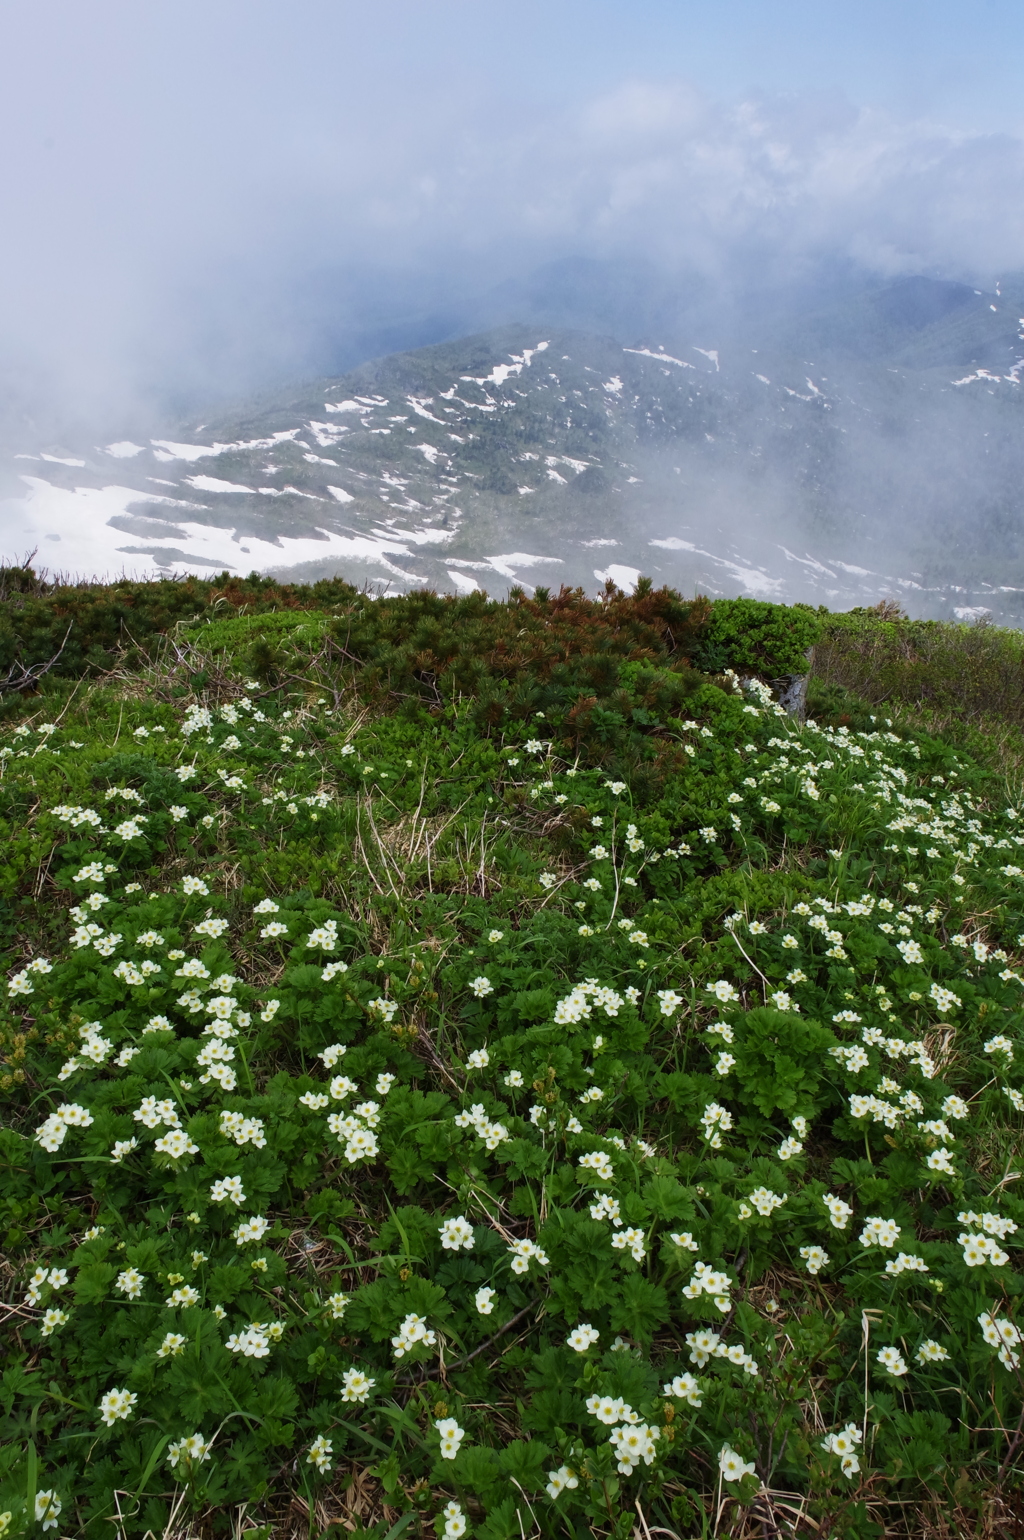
[6,274,1024,620]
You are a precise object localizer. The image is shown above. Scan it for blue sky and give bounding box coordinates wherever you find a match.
[2,1,1023,427]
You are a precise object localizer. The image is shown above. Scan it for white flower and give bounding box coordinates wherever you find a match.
[467,1048,490,1069]
[916,1339,950,1363]
[210,1175,246,1206]
[507,1238,550,1273]
[859,1216,901,1248]
[800,1245,829,1275]
[343,1127,379,1164]
[663,1372,703,1406]
[439,1215,475,1251]
[98,1386,138,1426]
[226,1324,271,1358]
[435,1416,465,1459]
[156,1332,186,1359]
[115,1267,145,1299]
[611,1226,647,1262]
[233,1214,269,1246]
[340,1367,376,1402]
[591,1194,622,1225]
[567,1323,600,1352]
[391,1312,437,1359]
[441,1500,468,1538]
[475,1286,496,1315]
[469,975,493,997]
[719,1445,756,1482]
[578,1149,615,1182]
[34,1492,62,1530]
[885,1252,929,1276]
[154,1129,199,1159]
[876,1345,908,1376]
[545,1466,580,1499]
[815,1194,851,1236]
[504,1069,524,1087]
[166,1285,201,1308]
[306,1433,333,1473]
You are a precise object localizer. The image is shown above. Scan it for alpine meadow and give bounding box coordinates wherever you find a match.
[1,568,1024,1539]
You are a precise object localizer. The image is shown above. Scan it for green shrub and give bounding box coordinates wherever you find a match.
[692,597,822,677]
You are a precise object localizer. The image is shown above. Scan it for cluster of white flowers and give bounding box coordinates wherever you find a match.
[746,1186,787,1218]
[663,1371,703,1406]
[578,1149,615,1182]
[306,919,339,950]
[682,1262,733,1315]
[508,1237,550,1274]
[98,1387,138,1426]
[226,1323,275,1358]
[699,1101,733,1149]
[435,1417,465,1459]
[719,1445,757,1482]
[392,1312,437,1358]
[554,978,624,1024]
[611,1226,647,1262]
[439,1215,475,1250]
[859,1216,902,1248]
[34,1101,94,1152]
[821,1421,863,1478]
[979,1310,1023,1369]
[453,1101,509,1150]
[306,1433,333,1473]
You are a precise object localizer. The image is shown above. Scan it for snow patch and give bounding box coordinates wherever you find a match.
[327,486,355,503]
[447,570,480,594]
[485,552,563,581]
[952,369,1002,386]
[1,476,427,583]
[460,342,549,390]
[594,565,641,593]
[187,476,254,495]
[649,537,782,597]
[151,430,300,462]
[623,347,694,369]
[407,397,445,423]
[103,442,145,458]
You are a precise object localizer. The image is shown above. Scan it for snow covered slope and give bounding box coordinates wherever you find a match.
[6,275,1024,622]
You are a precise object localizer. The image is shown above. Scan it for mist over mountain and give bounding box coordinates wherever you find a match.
[4,262,1024,622]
